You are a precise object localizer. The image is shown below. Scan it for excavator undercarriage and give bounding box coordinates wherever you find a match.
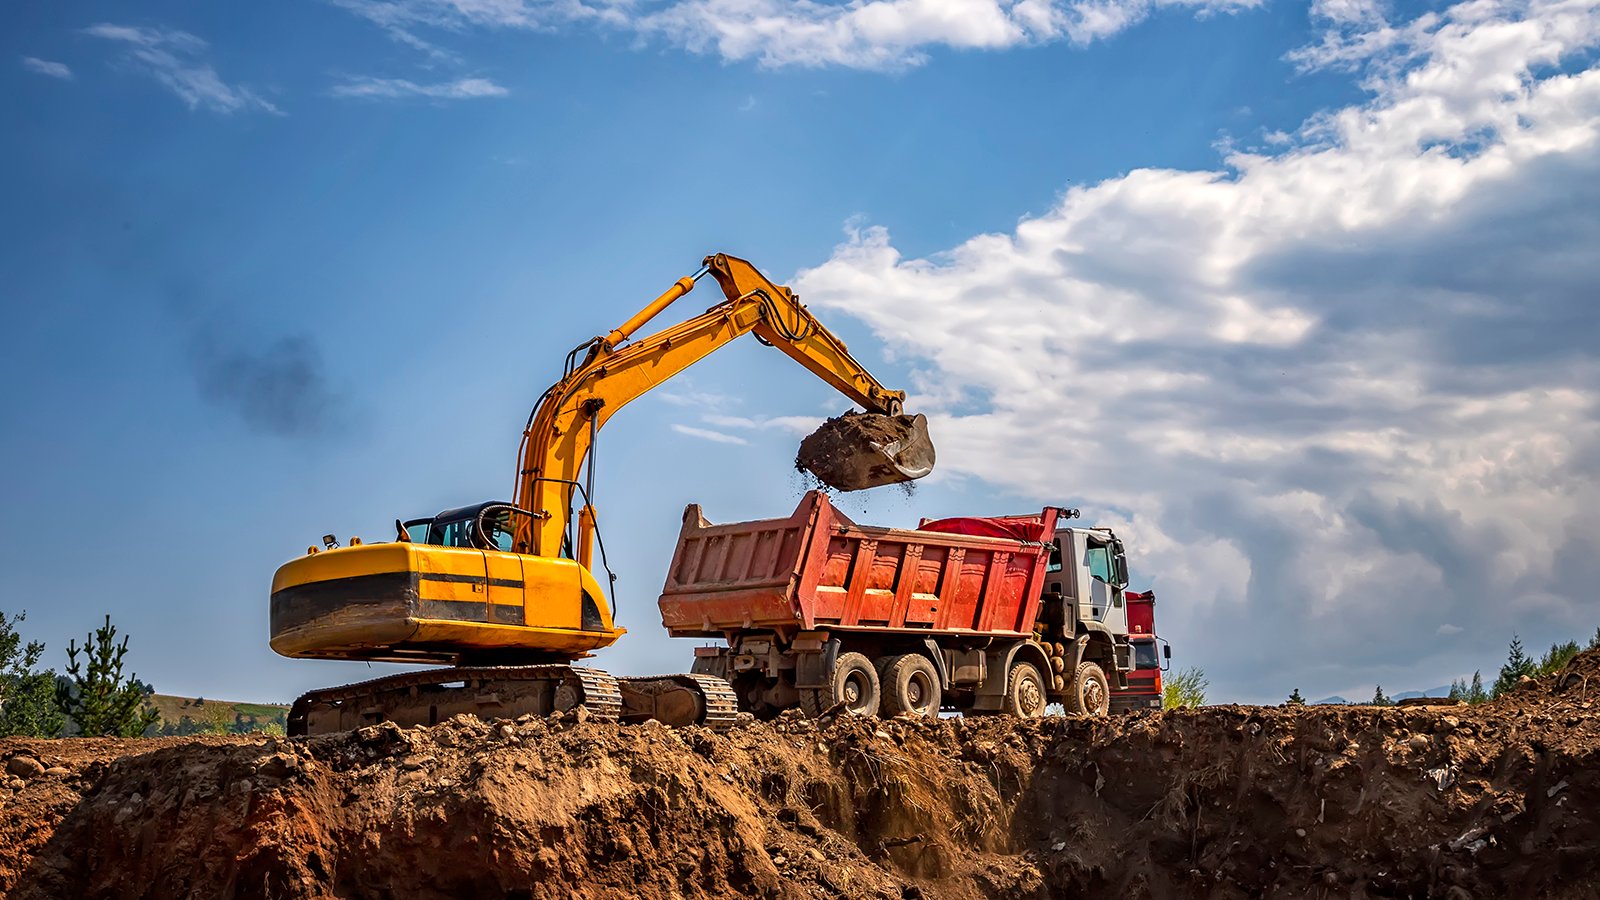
[287,665,738,736]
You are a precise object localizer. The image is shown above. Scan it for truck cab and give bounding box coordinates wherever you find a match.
[1036,526,1134,688]
[1111,589,1167,712]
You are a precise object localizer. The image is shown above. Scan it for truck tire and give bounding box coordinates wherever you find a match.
[800,651,880,717]
[878,654,941,718]
[1065,661,1110,716]
[1002,661,1047,718]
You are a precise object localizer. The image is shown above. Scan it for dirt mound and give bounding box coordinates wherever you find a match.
[2,674,1597,899]
[1507,647,1600,708]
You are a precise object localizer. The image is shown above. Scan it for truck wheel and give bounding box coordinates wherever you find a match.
[1065,661,1110,716]
[878,654,941,718]
[1003,661,1047,718]
[800,651,880,717]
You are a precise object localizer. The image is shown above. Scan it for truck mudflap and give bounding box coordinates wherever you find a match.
[288,665,738,735]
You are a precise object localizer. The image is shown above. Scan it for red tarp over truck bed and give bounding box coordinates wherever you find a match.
[657,491,1060,638]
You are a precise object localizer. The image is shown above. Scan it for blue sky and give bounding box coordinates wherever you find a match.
[3,0,1598,706]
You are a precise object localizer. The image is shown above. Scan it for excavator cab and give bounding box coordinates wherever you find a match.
[400,503,534,554]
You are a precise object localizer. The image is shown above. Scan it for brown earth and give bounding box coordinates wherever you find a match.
[3,652,1599,899]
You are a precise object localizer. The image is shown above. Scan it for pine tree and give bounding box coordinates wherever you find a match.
[1369,684,1392,706]
[1491,635,1536,699]
[56,615,159,737]
[0,609,64,738]
[1287,688,1306,705]
[1589,627,1600,652]
[1447,678,1466,702]
[1467,671,1488,704]
[1536,641,1581,677]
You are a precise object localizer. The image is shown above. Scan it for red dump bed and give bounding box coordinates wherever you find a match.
[658,491,1059,638]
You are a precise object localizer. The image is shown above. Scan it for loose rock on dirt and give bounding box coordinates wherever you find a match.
[2,652,1599,899]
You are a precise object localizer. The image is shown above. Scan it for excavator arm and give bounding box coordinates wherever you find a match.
[513,253,924,560]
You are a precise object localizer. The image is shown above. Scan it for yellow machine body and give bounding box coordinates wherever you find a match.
[271,540,622,664]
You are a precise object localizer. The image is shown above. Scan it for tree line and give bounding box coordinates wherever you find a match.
[1286,627,1600,707]
[0,608,282,738]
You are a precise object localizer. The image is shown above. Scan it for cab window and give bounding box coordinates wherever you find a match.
[1087,544,1113,583]
[1046,539,1063,573]
[1134,641,1159,669]
[482,507,535,554]
[429,517,477,548]
[481,508,517,553]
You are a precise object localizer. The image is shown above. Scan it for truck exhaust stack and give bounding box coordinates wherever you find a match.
[796,412,935,491]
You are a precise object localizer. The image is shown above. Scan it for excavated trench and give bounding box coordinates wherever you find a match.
[3,652,1599,899]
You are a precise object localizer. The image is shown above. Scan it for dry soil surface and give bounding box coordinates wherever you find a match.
[3,652,1599,899]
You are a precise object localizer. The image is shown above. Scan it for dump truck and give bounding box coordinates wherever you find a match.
[661,491,1135,718]
[1109,589,1168,712]
[270,254,935,735]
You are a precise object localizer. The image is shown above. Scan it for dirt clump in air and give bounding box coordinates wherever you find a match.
[1,653,1598,898]
[796,412,934,491]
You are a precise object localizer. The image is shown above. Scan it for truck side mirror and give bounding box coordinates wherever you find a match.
[1163,644,1172,659]
[1114,553,1129,586]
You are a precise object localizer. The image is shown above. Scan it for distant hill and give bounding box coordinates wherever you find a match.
[1314,684,1454,706]
[1394,685,1453,701]
[148,694,289,736]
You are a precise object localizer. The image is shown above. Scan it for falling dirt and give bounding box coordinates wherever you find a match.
[3,652,1599,899]
[796,412,935,492]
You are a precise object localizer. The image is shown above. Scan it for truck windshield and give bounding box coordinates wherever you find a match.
[1134,641,1159,669]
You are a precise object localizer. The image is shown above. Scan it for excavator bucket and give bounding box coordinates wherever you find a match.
[796,412,935,491]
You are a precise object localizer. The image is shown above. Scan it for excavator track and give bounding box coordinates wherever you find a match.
[287,665,623,737]
[618,672,739,731]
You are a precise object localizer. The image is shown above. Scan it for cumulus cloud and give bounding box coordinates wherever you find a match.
[332,0,1264,69]
[329,75,509,99]
[791,0,1600,701]
[20,56,73,80]
[84,24,281,114]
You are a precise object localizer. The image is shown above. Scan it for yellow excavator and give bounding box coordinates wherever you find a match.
[271,254,934,735]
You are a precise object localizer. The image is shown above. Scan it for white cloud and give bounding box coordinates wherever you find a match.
[329,76,509,99]
[792,0,1600,701]
[671,423,751,444]
[333,0,1265,70]
[701,412,823,435]
[1437,624,1464,635]
[84,24,281,115]
[20,56,73,80]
